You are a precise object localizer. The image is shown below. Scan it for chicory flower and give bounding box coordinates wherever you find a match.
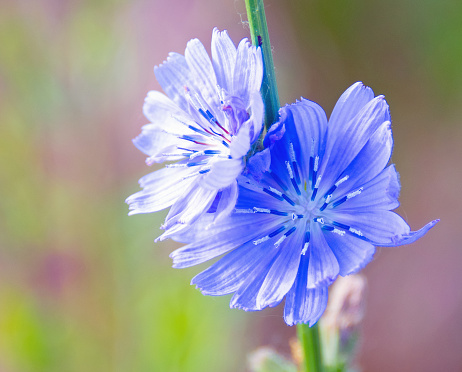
[169,82,438,326]
[126,28,264,234]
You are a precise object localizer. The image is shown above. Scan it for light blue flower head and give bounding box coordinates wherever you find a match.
[126,28,264,235]
[169,82,438,326]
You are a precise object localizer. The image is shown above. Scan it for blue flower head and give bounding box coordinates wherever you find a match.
[126,28,264,234]
[169,82,438,326]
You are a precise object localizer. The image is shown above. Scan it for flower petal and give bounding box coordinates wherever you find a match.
[323,231,376,276]
[170,213,278,268]
[202,158,244,190]
[211,28,237,92]
[154,52,191,111]
[331,210,414,245]
[191,236,280,296]
[185,38,219,110]
[125,167,194,215]
[371,219,439,247]
[319,96,391,196]
[256,229,304,309]
[284,255,329,326]
[233,38,263,105]
[213,181,239,223]
[307,222,340,288]
[327,165,400,212]
[164,180,217,227]
[248,90,264,143]
[328,82,374,133]
[334,120,393,192]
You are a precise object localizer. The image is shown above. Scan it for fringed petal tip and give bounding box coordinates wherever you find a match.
[377,219,439,247]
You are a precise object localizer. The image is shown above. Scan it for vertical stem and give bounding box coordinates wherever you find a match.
[297,323,324,372]
[244,0,281,129]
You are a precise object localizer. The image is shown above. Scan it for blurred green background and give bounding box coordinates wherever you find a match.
[0,0,460,371]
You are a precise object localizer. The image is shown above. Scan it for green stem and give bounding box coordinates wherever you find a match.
[244,0,280,129]
[297,323,324,372]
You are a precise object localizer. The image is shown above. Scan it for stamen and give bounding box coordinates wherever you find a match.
[311,176,322,201]
[336,175,349,186]
[234,208,254,214]
[253,207,271,213]
[271,210,289,216]
[319,202,329,212]
[332,221,350,230]
[253,236,270,245]
[314,156,319,172]
[161,152,190,158]
[285,161,294,178]
[332,196,347,208]
[282,193,296,206]
[288,144,299,182]
[285,226,296,237]
[314,217,324,224]
[333,228,345,236]
[182,167,211,180]
[286,161,301,195]
[349,228,363,236]
[289,142,296,162]
[262,188,284,201]
[180,135,211,146]
[186,160,208,167]
[347,187,363,199]
[274,235,286,248]
[301,231,311,255]
[269,226,286,238]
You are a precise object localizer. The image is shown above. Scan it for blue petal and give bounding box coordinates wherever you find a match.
[331,210,417,245]
[371,219,439,247]
[256,230,304,309]
[327,165,400,212]
[284,254,329,326]
[318,96,391,197]
[164,180,217,228]
[170,213,278,268]
[248,91,264,143]
[307,223,340,288]
[201,158,244,190]
[185,38,219,110]
[323,231,376,276]
[233,38,263,106]
[283,99,328,181]
[333,120,393,193]
[270,100,328,185]
[126,167,194,215]
[154,52,191,111]
[142,90,184,127]
[244,147,271,181]
[229,258,275,311]
[191,235,280,296]
[327,82,374,133]
[211,28,237,93]
[212,181,239,223]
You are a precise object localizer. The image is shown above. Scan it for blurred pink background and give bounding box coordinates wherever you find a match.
[0,0,460,371]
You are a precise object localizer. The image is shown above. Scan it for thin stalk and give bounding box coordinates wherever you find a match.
[297,323,324,372]
[244,0,280,129]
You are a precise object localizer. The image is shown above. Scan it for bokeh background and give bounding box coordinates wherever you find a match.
[0,0,460,371]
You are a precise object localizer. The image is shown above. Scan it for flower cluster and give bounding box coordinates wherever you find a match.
[127,29,438,326]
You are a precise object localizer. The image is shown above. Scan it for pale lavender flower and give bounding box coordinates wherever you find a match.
[168,82,438,326]
[126,28,264,235]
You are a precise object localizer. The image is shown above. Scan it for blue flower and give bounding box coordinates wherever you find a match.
[126,28,264,234]
[168,82,438,326]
